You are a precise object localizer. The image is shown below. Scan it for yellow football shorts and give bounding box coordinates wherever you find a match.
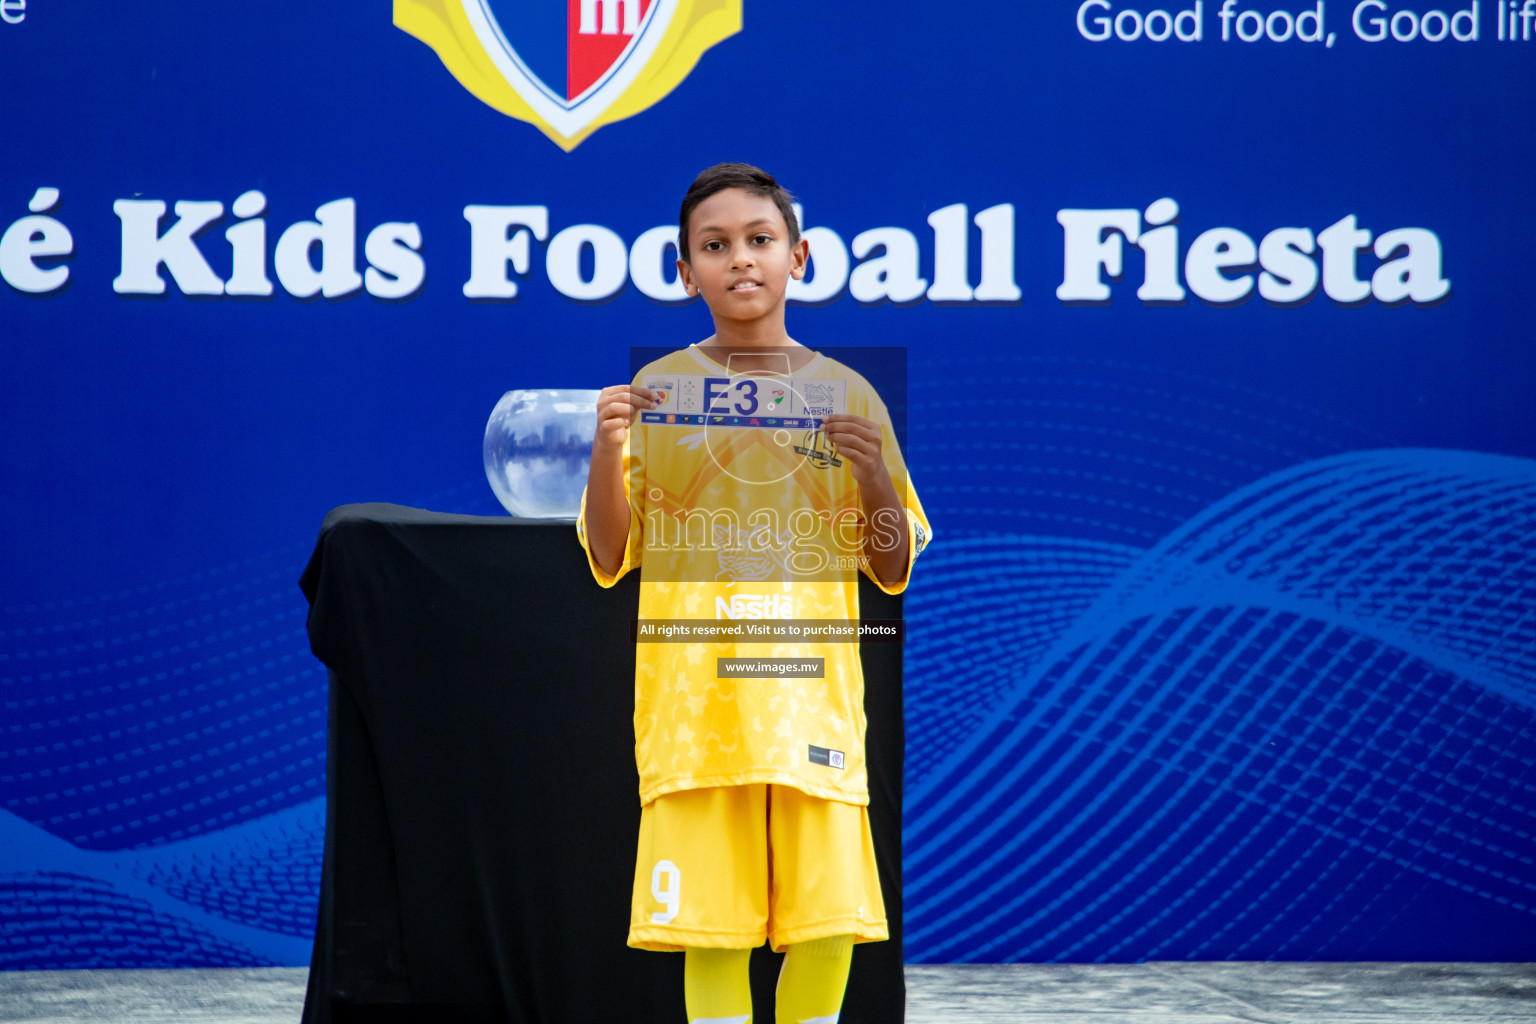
[627,783,888,952]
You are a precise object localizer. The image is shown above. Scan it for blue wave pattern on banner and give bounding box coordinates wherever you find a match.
[0,483,495,967]
[904,536,1141,768]
[0,874,272,969]
[903,441,1536,961]
[0,551,325,850]
[0,556,324,965]
[0,800,317,967]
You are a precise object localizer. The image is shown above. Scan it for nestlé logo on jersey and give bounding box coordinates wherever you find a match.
[394,0,742,150]
[715,594,795,620]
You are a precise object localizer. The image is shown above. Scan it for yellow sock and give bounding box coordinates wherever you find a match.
[683,946,753,1024]
[775,934,854,1024]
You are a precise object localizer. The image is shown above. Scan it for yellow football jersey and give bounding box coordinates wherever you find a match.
[577,344,932,807]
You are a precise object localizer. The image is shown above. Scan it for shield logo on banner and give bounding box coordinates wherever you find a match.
[395,0,742,150]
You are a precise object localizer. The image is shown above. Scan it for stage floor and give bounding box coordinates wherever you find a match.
[0,962,1532,1023]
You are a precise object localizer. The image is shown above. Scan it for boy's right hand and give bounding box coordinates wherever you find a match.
[594,385,660,451]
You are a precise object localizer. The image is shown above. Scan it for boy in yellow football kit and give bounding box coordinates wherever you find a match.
[577,164,932,1024]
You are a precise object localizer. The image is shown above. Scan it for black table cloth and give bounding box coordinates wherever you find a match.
[298,503,905,1024]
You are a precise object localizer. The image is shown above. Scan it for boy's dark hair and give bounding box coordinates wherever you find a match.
[677,163,799,264]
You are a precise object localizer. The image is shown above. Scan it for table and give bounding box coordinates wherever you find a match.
[297,503,905,1024]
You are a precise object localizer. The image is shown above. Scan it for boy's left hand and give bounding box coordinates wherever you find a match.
[819,413,887,488]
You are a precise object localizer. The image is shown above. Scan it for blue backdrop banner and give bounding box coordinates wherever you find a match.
[1,0,1533,966]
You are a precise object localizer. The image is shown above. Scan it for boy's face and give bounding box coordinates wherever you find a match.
[678,188,808,324]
